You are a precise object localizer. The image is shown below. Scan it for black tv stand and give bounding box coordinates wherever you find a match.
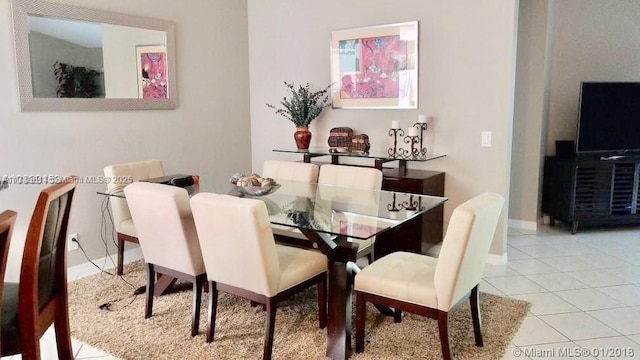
[542,154,640,233]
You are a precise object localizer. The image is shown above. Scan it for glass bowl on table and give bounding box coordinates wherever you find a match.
[229,173,280,197]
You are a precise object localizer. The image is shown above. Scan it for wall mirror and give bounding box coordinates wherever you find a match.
[10,0,177,111]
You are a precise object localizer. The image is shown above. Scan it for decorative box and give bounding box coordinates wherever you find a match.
[327,127,354,152]
[351,134,370,154]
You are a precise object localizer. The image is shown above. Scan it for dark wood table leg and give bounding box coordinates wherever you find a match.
[326,260,352,360]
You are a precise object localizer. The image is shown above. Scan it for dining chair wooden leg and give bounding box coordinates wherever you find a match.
[470,284,484,347]
[317,275,327,329]
[191,275,205,337]
[263,300,277,360]
[207,281,218,343]
[117,236,125,276]
[54,299,74,360]
[437,311,452,360]
[355,292,366,353]
[20,327,41,360]
[145,263,155,319]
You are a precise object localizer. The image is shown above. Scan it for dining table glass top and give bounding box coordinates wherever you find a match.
[98,178,447,241]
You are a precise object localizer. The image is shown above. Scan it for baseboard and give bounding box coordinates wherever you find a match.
[508,218,538,232]
[486,252,508,266]
[67,247,144,281]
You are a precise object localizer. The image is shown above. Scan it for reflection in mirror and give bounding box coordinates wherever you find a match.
[11,0,177,111]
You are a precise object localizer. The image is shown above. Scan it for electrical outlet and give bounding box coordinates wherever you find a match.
[481,131,492,147]
[67,233,79,251]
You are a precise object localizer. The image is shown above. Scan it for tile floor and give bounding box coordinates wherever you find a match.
[3,223,640,359]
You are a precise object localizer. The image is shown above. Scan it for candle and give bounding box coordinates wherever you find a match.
[389,211,398,220]
[407,127,418,137]
[391,120,400,129]
[418,114,427,123]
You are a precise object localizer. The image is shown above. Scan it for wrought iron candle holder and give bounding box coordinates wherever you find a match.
[414,122,428,156]
[402,133,421,158]
[387,128,405,157]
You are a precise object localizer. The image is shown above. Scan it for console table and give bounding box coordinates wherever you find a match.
[273,148,446,256]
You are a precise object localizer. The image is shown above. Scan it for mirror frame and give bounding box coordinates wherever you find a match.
[10,0,177,111]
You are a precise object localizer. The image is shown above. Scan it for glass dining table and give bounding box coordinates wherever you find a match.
[99,177,447,359]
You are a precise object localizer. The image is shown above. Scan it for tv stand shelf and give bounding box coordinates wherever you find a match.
[542,155,640,233]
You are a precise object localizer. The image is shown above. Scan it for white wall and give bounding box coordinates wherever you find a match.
[547,0,640,154]
[0,0,251,281]
[248,0,519,258]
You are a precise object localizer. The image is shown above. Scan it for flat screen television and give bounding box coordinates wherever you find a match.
[577,81,640,155]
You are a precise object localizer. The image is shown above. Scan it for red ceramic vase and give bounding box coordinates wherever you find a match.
[294,127,312,150]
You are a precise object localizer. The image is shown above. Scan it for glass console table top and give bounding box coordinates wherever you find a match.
[273,147,446,162]
[97,179,447,241]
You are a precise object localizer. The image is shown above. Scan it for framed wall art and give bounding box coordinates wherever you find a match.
[330,21,418,109]
[136,45,168,99]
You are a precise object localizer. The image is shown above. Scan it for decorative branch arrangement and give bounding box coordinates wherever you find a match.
[266,82,332,128]
[53,61,101,98]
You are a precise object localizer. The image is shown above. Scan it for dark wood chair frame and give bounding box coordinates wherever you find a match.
[0,210,17,356]
[116,232,138,276]
[1,181,76,360]
[355,283,483,360]
[207,272,327,360]
[145,263,207,337]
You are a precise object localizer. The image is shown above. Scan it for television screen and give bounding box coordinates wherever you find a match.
[577,82,640,154]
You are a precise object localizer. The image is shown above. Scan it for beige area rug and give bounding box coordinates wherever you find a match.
[68,261,530,360]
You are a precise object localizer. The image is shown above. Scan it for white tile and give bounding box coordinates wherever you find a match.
[508,259,558,275]
[595,285,640,306]
[507,246,532,260]
[479,279,503,296]
[588,308,640,335]
[540,312,619,340]
[74,343,113,359]
[526,272,589,292]
[483,263,520,278]
[555,288,625,311]
[628,334,640,346]
[565,269,630,287]
[485,276,547,295]
[576,252,633,269]
[540,256,597,272]
[512,316,569,346]
[508,236,540,248]
[511,292,581,316]
[575,336,640,360]
[604,266,640,284]
[517,244,566,258]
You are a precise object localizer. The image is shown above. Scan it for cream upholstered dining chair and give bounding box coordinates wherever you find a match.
[318,164,383,263]
[0,210,17,356]
[262,160,320,246]
[262,160,319,182]
[2,181,76,360]
[124,182,206,337]
[354,192,504,360]
[104,159,164,275]
[190,193,327,360]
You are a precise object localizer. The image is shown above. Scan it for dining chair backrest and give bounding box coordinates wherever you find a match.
[433,192,504,310]
[262,160,319,182]
[103,160,164,234]
[318,164,382,190]
[0,210,17,355]
[124,182,204,276]
[2,180,76,359]
[190,193,281,297]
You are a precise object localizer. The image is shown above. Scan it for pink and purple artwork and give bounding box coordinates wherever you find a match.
[338,35,407,100]
[137,47,168,99]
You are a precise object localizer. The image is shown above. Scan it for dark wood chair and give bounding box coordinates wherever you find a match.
[0,210,17,356]
[1,180,76,360]
[190,193,327,360]
[354,192,504,360]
